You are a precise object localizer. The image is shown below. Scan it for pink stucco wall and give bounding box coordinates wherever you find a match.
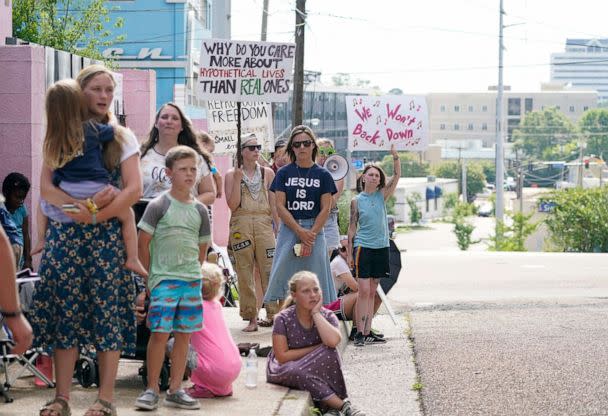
[213,155,231,246]
[0,1,12,46]
[0,45,47,253]
[119,69,156,143]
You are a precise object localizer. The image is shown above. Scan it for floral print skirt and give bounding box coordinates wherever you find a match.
[31,219,137,355]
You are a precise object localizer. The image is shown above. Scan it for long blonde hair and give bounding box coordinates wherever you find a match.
[42,79,88,169]
[282,271,319,309]
[76,65,126,172]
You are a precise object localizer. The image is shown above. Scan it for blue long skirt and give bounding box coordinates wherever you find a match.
[30,219,137,354]
[263,218,336,305]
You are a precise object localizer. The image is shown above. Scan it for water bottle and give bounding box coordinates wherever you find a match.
[245,348,258,388]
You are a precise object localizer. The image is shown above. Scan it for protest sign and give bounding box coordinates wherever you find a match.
[198,39,296,102]
[206,101,274,154]
[346,95,429,152]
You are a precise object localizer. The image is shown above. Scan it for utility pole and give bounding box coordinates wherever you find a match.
[578,135,584,188]
[461,157,468,203]
[495,0,506,231]
[292,0,306,126]
[261,0,269,41]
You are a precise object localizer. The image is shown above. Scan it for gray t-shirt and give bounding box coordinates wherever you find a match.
[138,192,211,290]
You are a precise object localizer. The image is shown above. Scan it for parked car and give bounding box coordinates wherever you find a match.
[477,201,493,217]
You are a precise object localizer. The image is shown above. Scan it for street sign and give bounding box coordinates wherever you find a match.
[538,201,556,213]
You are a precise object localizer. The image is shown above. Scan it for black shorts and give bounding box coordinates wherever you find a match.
[353,246,390,279]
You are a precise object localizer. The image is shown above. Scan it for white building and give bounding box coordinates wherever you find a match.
[551,38,608,104]
[426,87,597,159]
[394,177,459,223]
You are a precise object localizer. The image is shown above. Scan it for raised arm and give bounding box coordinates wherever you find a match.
[383,145,401,200]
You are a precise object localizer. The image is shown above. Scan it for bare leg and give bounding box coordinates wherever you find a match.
[40,348,78,416]
[118,208,148,277]
[365,279,379,335]
[320,394,345,412]
[355,279,372,334]
[146,332,171,392]
[168,332,192,392]
[31,206,47,256]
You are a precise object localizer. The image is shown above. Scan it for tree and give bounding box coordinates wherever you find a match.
[512,107,578,161]
[544,188,608,252]
[432,161,486,202]
[380,152,429,178]
[12,0,124,61]
[578,109,608,159]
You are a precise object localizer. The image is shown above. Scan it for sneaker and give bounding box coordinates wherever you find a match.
[364,332,387,344]
[164,388,201,409]
[135,388,160,410]
[349,326,357,341]
[341,399,366,416]
[353,332,365,347]
[323,409,342,416]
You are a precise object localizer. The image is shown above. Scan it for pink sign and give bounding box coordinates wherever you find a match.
[346,95,429,152]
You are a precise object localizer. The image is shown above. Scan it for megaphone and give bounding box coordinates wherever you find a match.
[323,154,349,181]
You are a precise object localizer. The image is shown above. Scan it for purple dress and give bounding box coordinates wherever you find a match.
[266,305,347,401]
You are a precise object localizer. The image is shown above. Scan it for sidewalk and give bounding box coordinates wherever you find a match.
[1,305,418,415]
[2,306,312,416]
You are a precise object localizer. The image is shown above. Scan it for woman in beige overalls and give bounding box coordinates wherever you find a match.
[225,134,280,332]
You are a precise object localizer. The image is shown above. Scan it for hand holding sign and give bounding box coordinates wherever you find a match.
[346,95,429,152]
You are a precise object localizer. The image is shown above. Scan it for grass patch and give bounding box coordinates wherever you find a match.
[411,380,424,391]
[395,224,433,233]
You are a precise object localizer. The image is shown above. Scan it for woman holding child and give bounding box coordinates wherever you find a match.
[32,65,142,416]
[263,125,337,308]
[267,271,365,416]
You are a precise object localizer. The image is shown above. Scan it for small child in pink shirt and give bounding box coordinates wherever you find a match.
[187,262,241,398]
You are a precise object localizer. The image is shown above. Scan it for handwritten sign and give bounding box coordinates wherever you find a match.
[345,95,429,151]
[197,39,296,102]
[205,101,274,154]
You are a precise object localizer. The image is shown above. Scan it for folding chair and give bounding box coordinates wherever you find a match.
[0,271,55,403]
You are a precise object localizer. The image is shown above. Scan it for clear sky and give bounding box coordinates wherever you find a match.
[231,0,608,94]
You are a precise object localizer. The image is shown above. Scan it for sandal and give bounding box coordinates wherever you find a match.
[84,399,116,416]
[40,397,71,416]
[237,342,260,356]
[257,318,273,327]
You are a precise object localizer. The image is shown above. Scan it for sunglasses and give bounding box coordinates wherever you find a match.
[243,144,262,151]
[319,148,335,157]
[292,140,313,149]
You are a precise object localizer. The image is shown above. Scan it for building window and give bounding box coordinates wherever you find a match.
[468,105,474,112]
[508,98,521,116]
[467,123,474,130]
[482,123,488,131]
[525,98,533,113]
[569,106,575,112]
[440,105,446,112]
[454,105,460,112]
[584,106,589,111]
[440,123,446,130]
[454,123,460,130]
[482,105,488,112]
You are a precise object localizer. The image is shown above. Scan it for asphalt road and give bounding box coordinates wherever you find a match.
[388,223,608,416]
